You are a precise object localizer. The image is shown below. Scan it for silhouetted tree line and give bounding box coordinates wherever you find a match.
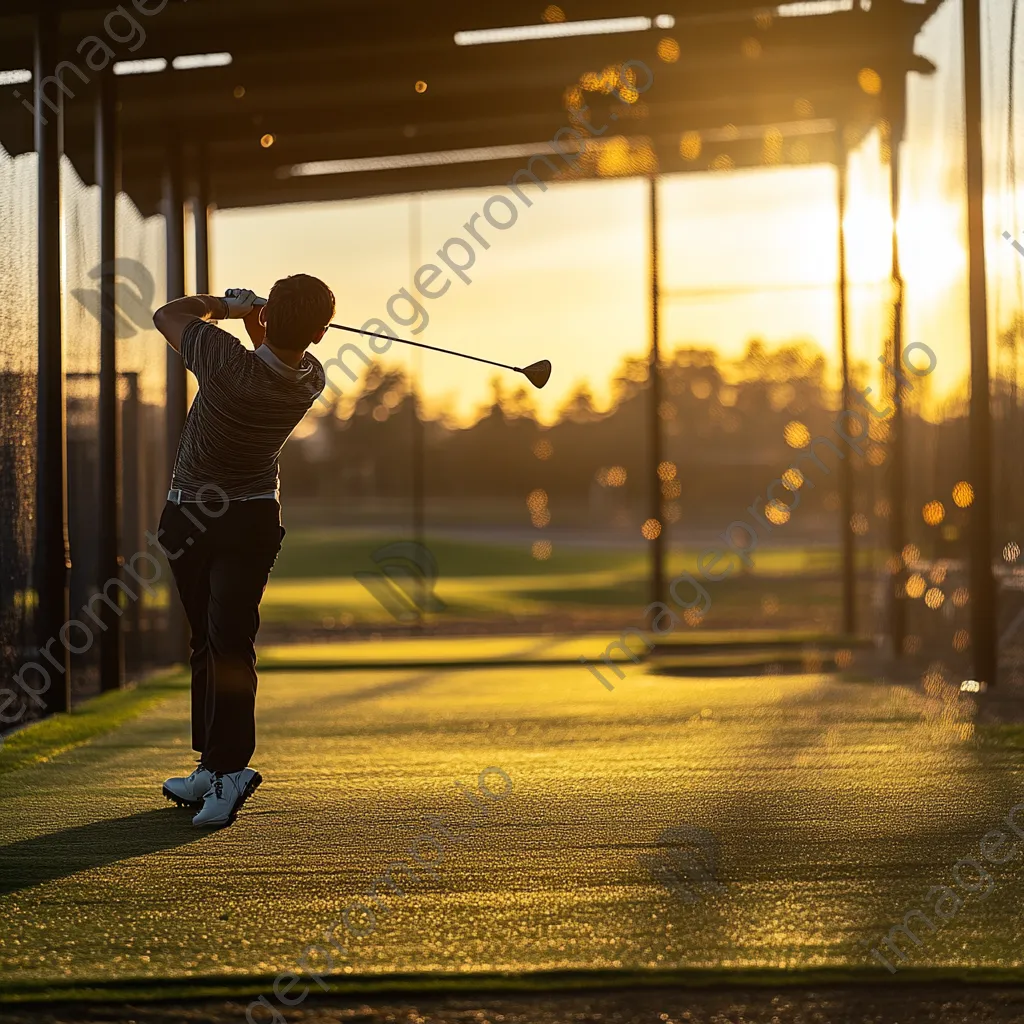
[277,334,1024,542]
[285,340,842,524]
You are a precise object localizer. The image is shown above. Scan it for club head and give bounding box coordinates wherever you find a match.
[519,360,552,389]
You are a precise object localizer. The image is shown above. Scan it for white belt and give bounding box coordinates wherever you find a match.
[167,488,279,504]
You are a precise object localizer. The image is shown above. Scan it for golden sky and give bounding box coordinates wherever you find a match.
[207,0,1023,426]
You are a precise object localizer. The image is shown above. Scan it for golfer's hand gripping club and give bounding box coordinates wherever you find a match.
[220,288,268,319]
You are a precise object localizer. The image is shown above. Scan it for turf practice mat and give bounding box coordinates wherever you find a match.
[2,647,1023,1002]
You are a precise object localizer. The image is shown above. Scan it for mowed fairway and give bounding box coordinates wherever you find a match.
[257,531,845,630]
[2,645,1024,1003]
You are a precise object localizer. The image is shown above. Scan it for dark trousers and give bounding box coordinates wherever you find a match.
[159,499,284,773]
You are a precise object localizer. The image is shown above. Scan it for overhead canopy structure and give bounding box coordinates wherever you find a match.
[0,0,943,212]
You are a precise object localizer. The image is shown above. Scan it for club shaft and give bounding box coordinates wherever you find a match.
[328,322,519,373]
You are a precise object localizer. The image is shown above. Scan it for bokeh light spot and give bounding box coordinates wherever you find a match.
[922,500,945,526]
[683,607,704,627]
[642,518,662,540]
[762,127,783,165]
[858,67,882,94]
[597,466,627,488]
[784,421,811,448]
[906,574,926,599]
[527,489,548,513]
[657,37,680,62]
[953,481,974,507]
[866,444,886,467]
[679,131,702,161]
[532,540,553,560]
[782,468,804,491]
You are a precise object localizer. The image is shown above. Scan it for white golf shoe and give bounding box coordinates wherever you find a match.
[163,762,214,809]
[192,768,263,828]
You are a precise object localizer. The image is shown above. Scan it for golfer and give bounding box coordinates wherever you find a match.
[152,275,332,826]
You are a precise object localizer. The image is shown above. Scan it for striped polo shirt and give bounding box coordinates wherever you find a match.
[170,319,326,501]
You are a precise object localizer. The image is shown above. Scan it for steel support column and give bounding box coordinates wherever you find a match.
[96,70,123,692]
[836,130,855,637]
[410,198,426,628]
[888,109,908,660]
[963,0,997,685]
[34,0,71,714]
[193,146,210,295]
[163,139,187,468]
[648,175,665,613]
[162,137,188,662]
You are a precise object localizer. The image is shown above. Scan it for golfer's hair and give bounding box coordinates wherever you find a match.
[265,274,335,350]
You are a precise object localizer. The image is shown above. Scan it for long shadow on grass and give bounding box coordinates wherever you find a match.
[0,808,204,896]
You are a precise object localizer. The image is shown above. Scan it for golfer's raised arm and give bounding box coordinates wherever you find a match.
[153,294,229,352]
[153,288,265,352]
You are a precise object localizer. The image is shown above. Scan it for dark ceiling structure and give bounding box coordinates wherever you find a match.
[0,0,945,213]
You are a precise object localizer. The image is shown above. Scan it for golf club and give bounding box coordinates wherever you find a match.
[326,322,552,390]
[233,293,551,389]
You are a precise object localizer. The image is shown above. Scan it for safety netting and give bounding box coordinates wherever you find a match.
[0,146,168,713]
[62,158,170,695]
[113,195,168,677]
[0,145,37,709]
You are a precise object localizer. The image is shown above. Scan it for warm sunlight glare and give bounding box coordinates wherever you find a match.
[843,194,965,298]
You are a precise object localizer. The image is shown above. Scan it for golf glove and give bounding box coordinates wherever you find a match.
[221,287,267,318]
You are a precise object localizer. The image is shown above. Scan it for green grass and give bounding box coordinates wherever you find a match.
[273,530,858,582]
[0,670,187,778]
[274,533,645,580]
[262,571,841,627]
[263,531,851,629]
